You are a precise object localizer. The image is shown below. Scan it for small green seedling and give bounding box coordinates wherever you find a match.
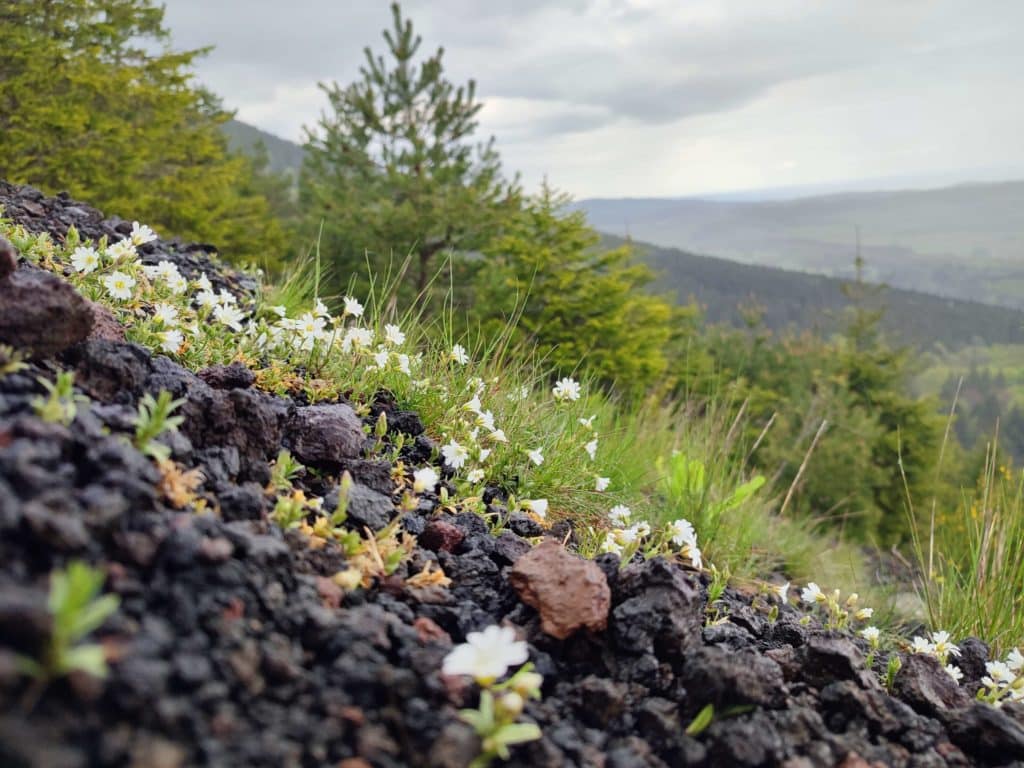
[460,664,543,768]
[883,654,902,691]
[32,371,87,426]
[16,562,119,707]
[269,448,305,491]
[0,344,27,378]
[133,390,185,460]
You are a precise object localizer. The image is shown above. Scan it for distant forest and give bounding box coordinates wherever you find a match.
[619,236,1024,351]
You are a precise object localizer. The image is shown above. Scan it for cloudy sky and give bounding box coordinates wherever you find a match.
[161,0,1024,199]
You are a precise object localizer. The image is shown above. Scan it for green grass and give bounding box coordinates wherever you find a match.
[907,436,1024,654]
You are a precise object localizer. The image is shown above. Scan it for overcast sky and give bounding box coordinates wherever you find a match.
[161,0,1024,199]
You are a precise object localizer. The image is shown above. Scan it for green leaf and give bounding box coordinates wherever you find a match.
[61,643,108,678]
[685,703,714,736]
[491,722,541,747]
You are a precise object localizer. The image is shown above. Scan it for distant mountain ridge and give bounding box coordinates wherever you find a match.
[619,236,1024,350]
[577,182,1024,310]
[222,119,305,178]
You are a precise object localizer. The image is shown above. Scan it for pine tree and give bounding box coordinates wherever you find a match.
[0,0,284,266]
[300,2,517,302]
[469,184,673,396]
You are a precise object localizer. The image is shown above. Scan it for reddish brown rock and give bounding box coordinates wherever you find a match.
[508,540,611,639]
[86,300,126,342]
[0,237,16,280]
[419,520,465,553]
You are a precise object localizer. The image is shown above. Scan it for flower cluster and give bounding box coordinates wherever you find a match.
[799,584,875,630]
[597,504,703,569]
[979,648,1024,706]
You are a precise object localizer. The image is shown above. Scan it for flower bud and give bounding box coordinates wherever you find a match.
[497,692,525,718]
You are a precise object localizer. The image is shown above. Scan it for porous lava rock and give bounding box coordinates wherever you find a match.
[286,402,365,468]
[0,267,94,358]
[508,540,611,639]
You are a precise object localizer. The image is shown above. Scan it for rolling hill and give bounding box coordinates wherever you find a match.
[620,236,1024,350]
[578,182,1024,310]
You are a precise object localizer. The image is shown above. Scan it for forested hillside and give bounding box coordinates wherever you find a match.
[619,236,1024,350]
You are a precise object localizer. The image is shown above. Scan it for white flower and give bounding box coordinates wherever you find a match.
[911,636,935,655]
[441,440,469,470]
[442,625,529,684]
[70,246,100,274]
[668,518,696,547]
[107,239,137,262]
[167,273,188,294]
[397,354,411,375]
[801,583,825,605]
[579,414,596,429]
[129,221,157,246]
[270,305,288,318]
[216,289,237,306]
[600,531,623,555]
[615,526,639,546]
[930,630,961,658]
[196,289,219,309]
[384,324,405,346]
[527,447,544,466]
[946,664,963,683]
[478,448,491,462]
[609,505,632,526]
[488,429,508,443]
[985,660,1015,684]
[343,296,364,318]
[524,499,548,519]
[774,582,790,603]
[860,626,881,644]
[687,544,703,570]
[1007,648,1024,673]
[296,312,327,348]
[158,329,184,354]
[102,271,136,301]
[467,468,485,484]
[450,344,469,365]
[213,303,245,331]
[463,394,483,414]
[196,273,213,292]
[373,349,390,369]
[633,521,652,538]
[552,377,581,402]
[584,439,598,461]
[313,298,330,318]
[474,410,496,433]
[595,476,611,492]
[412,467,439,494]
[152,302,179,326]
[342,326,374,351]
[855,607,874,621]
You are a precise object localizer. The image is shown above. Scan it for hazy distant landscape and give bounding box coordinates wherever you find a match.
[578,182,1024,310]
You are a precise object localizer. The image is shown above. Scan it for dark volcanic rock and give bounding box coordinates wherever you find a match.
[286,403,364,468]
[198,362,256,390]
[0,268,94,357]
[893,653,972,717]
[611,557,702,658]
[508,540,611,639]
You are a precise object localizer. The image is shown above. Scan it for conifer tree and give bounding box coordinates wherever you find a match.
[470,184,674,396]
[0,0,284,265]
[301,2,517,302]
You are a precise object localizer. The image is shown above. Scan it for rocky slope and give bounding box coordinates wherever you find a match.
[1,181,1023,768]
